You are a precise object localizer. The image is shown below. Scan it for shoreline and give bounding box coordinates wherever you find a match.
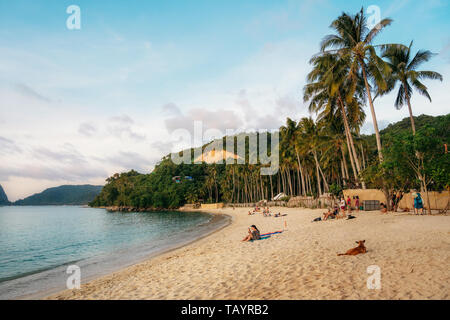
[46,207,450,300]
[4,210,231,300]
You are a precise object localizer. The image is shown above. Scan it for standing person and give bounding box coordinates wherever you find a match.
[391,193,397,212]
[355,196,360,212]
[413,191,424,215]
[340,198,347,218]
[394,191,403,212]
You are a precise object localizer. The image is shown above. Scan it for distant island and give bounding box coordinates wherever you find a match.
[0,185,10,206]
[13,185,103,206]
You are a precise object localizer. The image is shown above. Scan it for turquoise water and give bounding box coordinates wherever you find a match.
[0,206,227,299]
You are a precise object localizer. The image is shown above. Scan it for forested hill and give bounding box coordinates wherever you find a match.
[0,185,10,205]
[381,114,449,136]
[14,185,103,206]
[89,114,449,210]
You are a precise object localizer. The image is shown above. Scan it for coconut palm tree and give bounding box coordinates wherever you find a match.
[320,7,402,162]
[381,41,443,135]
[297,117,329,196]
[304,53,366,187]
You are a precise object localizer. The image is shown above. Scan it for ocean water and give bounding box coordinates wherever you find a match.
[0,206,228,299]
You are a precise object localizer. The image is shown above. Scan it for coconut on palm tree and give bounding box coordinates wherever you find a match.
[381,41,443,135]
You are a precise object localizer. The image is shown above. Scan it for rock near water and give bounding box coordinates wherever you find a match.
[0,184,10,205]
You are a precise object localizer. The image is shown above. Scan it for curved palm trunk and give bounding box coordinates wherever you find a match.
[312,150,322,196]
[404,88,416,135]
[318,164,329,192]
[361,64,383,162]
[340,146,349,183]
[296,150,306,196]
[345,135,358,182]
[338,96,366,188]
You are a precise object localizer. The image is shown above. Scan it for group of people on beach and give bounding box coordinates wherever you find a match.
[248,206,284,218]
[380,190,424,215]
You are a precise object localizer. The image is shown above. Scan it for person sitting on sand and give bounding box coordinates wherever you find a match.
[323,208,335,220]
[242,225,261,242]
[248,211,253,215]
[380,202,387,213]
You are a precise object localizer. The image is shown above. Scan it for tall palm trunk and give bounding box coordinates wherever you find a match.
[360,142,366,170]
[345,136,358,183]
[312,150,322,196]
[287,168,293,196]
[340,160,347,186]
[404,87,416,135]
[340,146,349,180]
[361,63,383,162]
[296,150,306,196]
[338,96,365,188]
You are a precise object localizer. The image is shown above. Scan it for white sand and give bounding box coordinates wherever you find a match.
[47,207,450,300]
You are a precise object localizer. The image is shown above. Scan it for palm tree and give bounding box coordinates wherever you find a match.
[297,117,329,196]
[304,53,366,187]
[320,7,402,162]
[381,41,443,135]
[280,118,307,196]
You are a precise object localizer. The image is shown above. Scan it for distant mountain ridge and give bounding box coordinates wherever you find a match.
[14,185,103,206]
[0,185,10,205]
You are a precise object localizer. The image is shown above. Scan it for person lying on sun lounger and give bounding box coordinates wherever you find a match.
[242,225,261,242]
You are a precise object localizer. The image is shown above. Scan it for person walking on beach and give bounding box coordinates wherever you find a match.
[355,196,360,212]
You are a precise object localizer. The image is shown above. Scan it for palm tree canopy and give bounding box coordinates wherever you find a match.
[381,40,443,109]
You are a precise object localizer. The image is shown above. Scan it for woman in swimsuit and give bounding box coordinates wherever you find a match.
[242,225,261,242]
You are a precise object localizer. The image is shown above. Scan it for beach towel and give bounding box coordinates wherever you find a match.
[251,231,283,241]
[260,231,283,236]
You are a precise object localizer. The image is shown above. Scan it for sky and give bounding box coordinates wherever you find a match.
[0,0,449,201]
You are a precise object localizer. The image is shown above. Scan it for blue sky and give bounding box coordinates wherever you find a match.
[1,0,449,200]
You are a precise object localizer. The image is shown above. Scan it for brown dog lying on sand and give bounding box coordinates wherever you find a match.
[337,240,367,256]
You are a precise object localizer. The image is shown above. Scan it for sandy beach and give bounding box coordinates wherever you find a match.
[47,207,450,300]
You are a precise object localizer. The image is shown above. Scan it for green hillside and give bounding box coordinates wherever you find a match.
[14,185,103,206]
